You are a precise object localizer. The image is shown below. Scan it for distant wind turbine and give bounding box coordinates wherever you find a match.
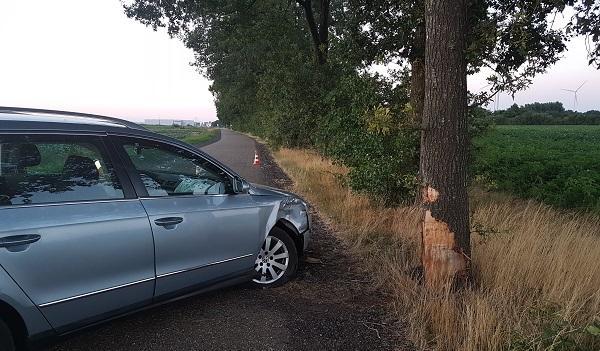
[561,81,586,110]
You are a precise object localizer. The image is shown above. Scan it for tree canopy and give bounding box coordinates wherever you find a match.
[123,0,600,204]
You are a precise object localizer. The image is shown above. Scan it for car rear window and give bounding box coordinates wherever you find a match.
[0,135,124,206]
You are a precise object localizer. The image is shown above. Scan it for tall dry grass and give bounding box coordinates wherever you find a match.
[274,148,600,350]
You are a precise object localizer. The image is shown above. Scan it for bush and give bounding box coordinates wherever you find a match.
[314,72,420,205]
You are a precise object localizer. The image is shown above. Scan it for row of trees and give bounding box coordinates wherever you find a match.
[491,102,600,125]
[125,0,600,288]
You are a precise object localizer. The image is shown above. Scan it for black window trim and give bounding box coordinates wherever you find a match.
[108,134,237,199]
[0,131,137,209]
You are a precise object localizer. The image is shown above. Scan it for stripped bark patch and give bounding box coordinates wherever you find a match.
[421,185,468,288]
[422,210,467,288]
[423,185,439,204]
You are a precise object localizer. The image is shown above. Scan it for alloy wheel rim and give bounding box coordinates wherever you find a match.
[252,235,289,284]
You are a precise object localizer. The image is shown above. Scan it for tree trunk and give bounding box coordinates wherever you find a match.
[318,0,329,62]
[297,0,329,65]
[420,0,471,289]
[410,21,425,126]
[411,21,426,205]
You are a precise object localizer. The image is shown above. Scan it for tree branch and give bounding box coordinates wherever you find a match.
[297,0,326,64]
[318,0,330,60]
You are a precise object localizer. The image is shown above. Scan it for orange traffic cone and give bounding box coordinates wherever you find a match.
[253,151,261,166]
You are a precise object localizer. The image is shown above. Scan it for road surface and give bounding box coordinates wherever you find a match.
[201,129,267,184]
[49,129,405,351]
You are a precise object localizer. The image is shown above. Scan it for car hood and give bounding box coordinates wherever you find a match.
[249,183,295,198]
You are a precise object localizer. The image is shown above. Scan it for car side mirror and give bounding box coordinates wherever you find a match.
[234,177,251,194]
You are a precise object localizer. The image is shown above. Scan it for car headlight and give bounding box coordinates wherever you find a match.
[280,196,309,232]
[281,196,307,209]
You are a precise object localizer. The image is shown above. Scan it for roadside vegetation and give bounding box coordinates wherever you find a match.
[274,148,600,350]
[473,125,600,212]
[124,0,600,209]
[143,125,219,146]
[124,1,600,349]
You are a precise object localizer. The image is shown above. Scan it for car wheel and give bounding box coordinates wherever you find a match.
[251,227,298,288]
[0,318,15,351]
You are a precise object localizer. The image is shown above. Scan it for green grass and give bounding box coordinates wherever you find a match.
[473,125,600,211]
[143,125,219,145]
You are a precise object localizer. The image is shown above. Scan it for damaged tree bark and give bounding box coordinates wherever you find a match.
[420,0,471,289]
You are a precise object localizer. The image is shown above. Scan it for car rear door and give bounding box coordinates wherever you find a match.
[0,133,155,332]
[112,135,265,297]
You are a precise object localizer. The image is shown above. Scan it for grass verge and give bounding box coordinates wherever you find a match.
[273,148,600,350]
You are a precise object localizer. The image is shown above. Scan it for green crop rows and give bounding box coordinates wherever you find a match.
[473,125,600,211]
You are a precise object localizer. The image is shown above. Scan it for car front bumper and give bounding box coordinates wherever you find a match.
[302,228,311,252]
[302,211,312,251]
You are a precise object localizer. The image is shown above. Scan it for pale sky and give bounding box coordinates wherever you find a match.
[1,1,599,123]
[469,36,600,112]
[0,0,216,122]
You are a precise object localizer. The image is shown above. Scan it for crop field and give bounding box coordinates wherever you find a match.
[472,125,600,211]
[143,125,219,146]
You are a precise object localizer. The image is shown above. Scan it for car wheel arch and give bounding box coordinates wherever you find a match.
[273,219,304,256]
[0,299,28,349]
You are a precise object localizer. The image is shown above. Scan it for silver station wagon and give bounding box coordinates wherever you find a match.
[0,107,310,350]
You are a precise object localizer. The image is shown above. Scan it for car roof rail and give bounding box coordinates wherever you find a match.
[0,106,147,131]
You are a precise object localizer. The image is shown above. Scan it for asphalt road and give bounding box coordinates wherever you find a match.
[201,129,267,184]
[49,129,406,351]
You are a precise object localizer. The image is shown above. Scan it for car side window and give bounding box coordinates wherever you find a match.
[120,139,232,196]
[0,135,124,207]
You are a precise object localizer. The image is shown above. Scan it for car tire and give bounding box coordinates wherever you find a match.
[0,318,15,351]
[251,227,298,288]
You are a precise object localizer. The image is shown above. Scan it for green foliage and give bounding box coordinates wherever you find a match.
[314,73,419,205]
[469,106,493,137]
[587,324,600,337]
[346,0,571,105]
[366,105,394,135]
[490,102,600,125]
[567,0,600,67]
[144,125,219,145]
[125,0,422,204]
[473,125,600,211]
[124,0,600,206]
[509,304,600,351]
[125,0,329,147]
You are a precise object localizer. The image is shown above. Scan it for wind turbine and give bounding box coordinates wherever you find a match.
[561,81,586,110]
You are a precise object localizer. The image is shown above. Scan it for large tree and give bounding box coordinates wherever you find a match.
[344,0,600,287]
[420,0,470,288]
[418,0,600,287]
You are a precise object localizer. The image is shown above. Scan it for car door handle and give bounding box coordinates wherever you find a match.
[0,234,41,248]
[154,217,184,228]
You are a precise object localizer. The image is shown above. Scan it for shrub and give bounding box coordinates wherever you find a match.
[315,72,420,205]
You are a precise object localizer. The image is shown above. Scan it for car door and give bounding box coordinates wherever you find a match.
[112,136,266,297]
[0,133,155,332]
